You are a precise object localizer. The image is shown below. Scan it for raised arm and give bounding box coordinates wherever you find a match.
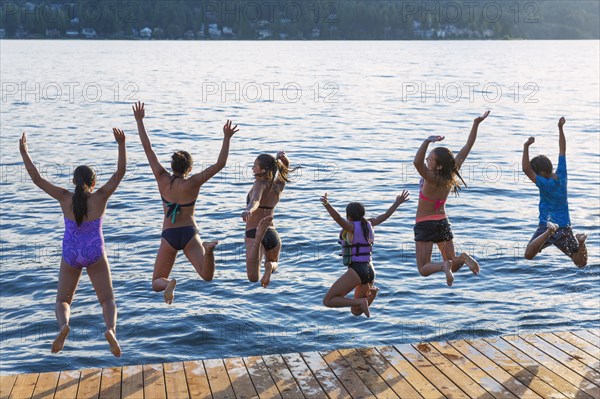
[368,190,410,227]
[191,120,238,187]
[97,128,127,199]
[19,133,70,201]
[320,193,354,232]
[455,110,490,170]
[413,135,444,182]
[133,101,168,181]
[558,117,566,156]
[522,137,536,183]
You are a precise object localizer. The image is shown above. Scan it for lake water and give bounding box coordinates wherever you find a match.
[0,40,598,374]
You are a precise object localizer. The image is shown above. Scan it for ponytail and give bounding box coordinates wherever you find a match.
[72,165,96,226]
[360,217,372,244]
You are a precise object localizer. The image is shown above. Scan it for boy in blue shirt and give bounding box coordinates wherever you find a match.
[522,117,588,267]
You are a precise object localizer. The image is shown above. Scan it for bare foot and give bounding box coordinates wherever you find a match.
[256,215,274,235]
[261,261,278,288]
[358,298,371,318]
[461,253,480,275]
[442,260,454,287]
[576,233,588,244]
[164,279,177,305]
[105,329,122,358]
[203,240,218,252]
[547,222,558,235]
[51,324,70,353]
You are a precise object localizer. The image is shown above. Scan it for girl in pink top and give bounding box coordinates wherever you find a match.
[412,111,490,286]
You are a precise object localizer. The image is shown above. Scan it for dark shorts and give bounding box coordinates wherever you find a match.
[529,224,579,258]
[162,226,198,251]
[246,228,281,251]
[348,261,375,285]
[414,219,454,243]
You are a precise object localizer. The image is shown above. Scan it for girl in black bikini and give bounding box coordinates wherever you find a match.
[242,151,291,288]
[133,101,239,303]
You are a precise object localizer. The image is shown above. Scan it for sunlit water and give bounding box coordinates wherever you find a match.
[0,40,598,374]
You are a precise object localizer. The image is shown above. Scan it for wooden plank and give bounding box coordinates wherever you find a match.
[587,329,600,338]
[164,362,190,399]
[448,340,543,399]
[412,342,493,399]
[143,364,167,399]
[99,367,121,399]
[30,371,59,399]
[501,335,600,398]
[396,343,469,399]
[376,346,443,399]
[76,368,101,399]
[320,349,373,398]
[243,356,281,399]
[9,373,39,399]
[223,357,258,399]
[357,348,423,399]
[466,339,567,399]
[572,330,600,349]
[121,365,143,399]
[53,370,80,399]
[262,355,303,399]
[430,341,517,399]
[300,351,349,398]
[0,375,18,399]
[281,353,327,399]
[522,334,600,384]
[203,359,235,399]
[338,348,398,399]
[549,332,600,361]
[183,361,212,399]
[484,337,591,399]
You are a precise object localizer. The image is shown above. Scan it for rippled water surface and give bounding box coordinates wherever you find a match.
[1,40,599,374]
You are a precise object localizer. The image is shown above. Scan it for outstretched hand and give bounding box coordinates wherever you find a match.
[395,190,410,205]
[558,117,566,128]
[426,135,445,143]
[276,150,286,160]
[320,193,329,206]
[474,110,491,124]
[19,132,28,154]
[223,120,239,138]
[524,137,535,146]
[113,128,126,143]
[132,101,145,121]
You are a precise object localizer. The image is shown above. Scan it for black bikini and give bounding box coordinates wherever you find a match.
[245,192,280,250]
[161,195,197,251]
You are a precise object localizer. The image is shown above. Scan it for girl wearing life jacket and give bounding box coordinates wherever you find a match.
[320,191,409,317]
[19,129,126,357]
[133,101,239,304]
[242,151,291,288]
[412,110,490,286]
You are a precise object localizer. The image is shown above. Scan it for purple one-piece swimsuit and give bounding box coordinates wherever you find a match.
[62,217,105,269]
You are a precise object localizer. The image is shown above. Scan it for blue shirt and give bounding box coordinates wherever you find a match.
[535,155,571,227]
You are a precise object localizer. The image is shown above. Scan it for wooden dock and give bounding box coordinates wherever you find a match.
[1,329,598,398]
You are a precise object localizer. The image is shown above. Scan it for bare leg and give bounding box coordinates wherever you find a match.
[351,283,378,316]
[261,233,281,288]
[53,258,82,353]
[573,233,588,268]
[416,241,454,286]
[323,270,371,317]
[152,239,178,295]
[246,216,273,283]
[524,222,558,260]
[183,235,218,282]
[87,256,121,357]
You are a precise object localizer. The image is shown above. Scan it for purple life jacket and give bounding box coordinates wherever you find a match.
[339,221,374,264]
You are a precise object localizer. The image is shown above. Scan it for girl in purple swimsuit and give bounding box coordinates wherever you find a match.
[133,102,238,304]
[412,110,490,286]
[19,129,126,357]
[320,191,409,317]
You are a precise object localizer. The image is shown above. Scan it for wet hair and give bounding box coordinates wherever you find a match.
[346,202,372,243]
[432,147,467,195]
[530,155,553,176]
[255,154,291,184]
[171,151,193,186]
[72,165,96,226]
